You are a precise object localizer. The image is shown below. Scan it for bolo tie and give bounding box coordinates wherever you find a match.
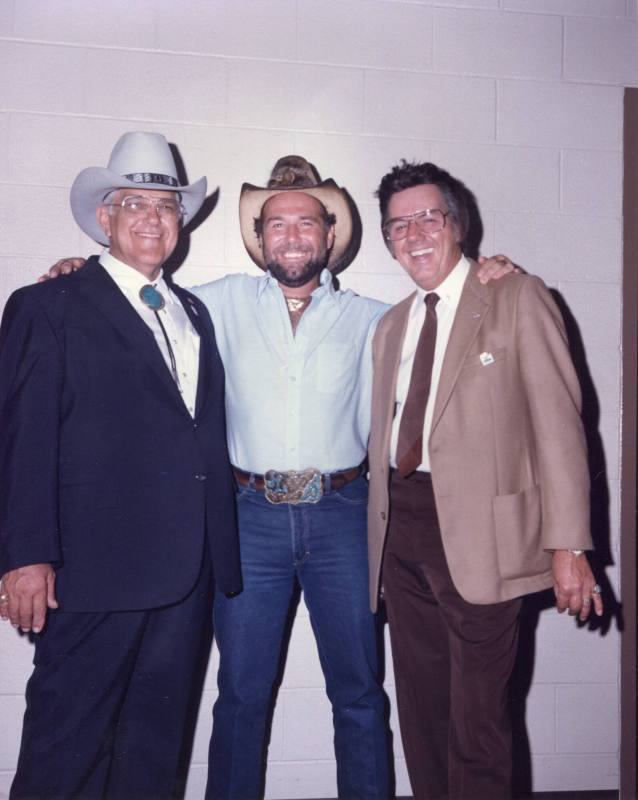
[139,284,183,393]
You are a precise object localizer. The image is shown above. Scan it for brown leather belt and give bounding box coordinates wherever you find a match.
[232,464,363,505]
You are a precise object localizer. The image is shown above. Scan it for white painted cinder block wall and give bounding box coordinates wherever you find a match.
[0,1,636,798]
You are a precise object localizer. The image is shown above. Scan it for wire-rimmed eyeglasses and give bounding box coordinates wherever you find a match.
[106,194,186,219]
[383,209,449,241]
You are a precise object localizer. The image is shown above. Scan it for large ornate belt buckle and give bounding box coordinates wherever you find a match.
[264,468,323,505]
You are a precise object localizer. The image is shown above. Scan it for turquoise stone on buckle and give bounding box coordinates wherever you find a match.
[264,468,323,505]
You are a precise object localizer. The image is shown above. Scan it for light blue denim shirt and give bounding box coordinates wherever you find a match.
[192,269,388,474]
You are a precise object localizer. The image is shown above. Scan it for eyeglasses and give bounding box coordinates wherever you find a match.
[107,195,185,219]
[383,209,449,241]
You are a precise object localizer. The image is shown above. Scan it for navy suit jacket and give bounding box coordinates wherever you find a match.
[0,256,241,611]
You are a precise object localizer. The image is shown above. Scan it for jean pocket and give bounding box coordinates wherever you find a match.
[235,484,257,502]
[332,476,368,505]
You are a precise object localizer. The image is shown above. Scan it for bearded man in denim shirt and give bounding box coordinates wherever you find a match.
[196,157,389,799]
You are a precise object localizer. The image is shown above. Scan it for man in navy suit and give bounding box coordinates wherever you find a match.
[0,132,241,799]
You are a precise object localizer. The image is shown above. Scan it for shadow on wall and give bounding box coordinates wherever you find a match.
[459,186,621,797]
[509,288,622,798]
[164,143,219,277]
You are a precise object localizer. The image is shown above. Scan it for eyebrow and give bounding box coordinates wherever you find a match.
[264,213,322,223]
[385,208,447,224]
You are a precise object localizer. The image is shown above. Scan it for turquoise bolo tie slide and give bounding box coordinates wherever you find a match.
[137,284,182,393]
[139,284,166,311]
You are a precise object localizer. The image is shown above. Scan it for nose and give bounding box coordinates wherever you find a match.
[144,203,162,223]
[405,217,422,239]
[283,224,303,242]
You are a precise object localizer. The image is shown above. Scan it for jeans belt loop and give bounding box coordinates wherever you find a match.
[323,472,332,494]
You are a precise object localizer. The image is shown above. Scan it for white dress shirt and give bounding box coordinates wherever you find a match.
[390,256,470,471]
[100,251,200,417]
[193,269,389,474]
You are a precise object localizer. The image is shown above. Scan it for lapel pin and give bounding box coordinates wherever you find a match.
[480,351,495,366]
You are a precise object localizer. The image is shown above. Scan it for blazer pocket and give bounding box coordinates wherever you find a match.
[492,484,547,579]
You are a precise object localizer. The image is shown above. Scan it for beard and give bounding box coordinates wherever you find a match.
[265,252,329,289]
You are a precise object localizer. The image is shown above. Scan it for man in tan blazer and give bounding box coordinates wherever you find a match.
[367,161,603,800]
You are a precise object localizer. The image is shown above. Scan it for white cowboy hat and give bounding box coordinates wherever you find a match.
[239,155,355,273]
[70,131,207,245]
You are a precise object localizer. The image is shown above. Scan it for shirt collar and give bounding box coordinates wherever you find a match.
[257,267,336,306]
[100,250,173,302]
[412,255,470,316]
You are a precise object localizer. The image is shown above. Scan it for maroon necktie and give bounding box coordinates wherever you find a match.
[396,292,440,477]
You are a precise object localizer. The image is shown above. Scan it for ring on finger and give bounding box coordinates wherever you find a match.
[0,593,8,603]
[592,584,602,594]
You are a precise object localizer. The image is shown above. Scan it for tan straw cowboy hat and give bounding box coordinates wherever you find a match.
[239,155,355,273]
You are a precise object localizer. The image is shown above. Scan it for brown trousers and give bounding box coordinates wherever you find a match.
[383,470,521,800]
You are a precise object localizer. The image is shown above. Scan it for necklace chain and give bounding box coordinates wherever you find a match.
[284,294,312,334]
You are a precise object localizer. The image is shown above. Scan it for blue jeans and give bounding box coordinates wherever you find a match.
[206,476,388,799]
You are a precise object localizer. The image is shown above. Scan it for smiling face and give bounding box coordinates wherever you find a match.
[96,188,180,280]
[386,183,462,291]
[259,191,335,291]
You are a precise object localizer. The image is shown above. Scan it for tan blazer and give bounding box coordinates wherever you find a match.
[367,263,592,611]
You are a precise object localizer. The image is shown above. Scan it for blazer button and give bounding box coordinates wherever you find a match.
[381,511,386,521]
[195,473,207,482]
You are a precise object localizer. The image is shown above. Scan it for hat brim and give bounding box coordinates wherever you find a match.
[70,167,207,245]
[239,179,353,272]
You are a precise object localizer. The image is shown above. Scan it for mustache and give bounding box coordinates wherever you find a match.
[265,255,328,288]
[272,244,313,256]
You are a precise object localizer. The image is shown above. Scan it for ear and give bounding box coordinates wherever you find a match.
[449,217,463,246]
[96,205,111,239]
[326,225,336,251]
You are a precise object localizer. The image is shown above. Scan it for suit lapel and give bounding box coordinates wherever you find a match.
[375,292,415,457]
[77,258,186,405]
[430,265,490,435]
